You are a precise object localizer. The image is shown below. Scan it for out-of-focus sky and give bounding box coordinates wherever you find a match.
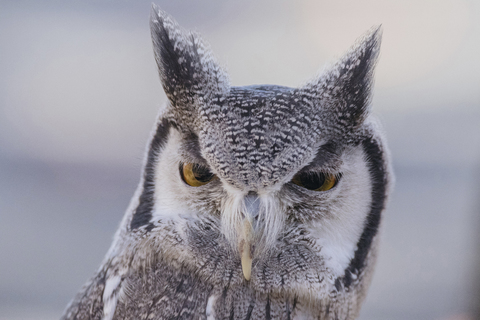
[0,0,479,319]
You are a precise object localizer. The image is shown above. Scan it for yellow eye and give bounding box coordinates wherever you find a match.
[291,172,339,191]
[180,163,217,187]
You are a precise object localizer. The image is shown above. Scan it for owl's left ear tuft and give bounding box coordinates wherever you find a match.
[302,26,382,131]
[150,4,229,107]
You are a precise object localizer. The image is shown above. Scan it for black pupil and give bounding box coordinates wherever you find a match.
[299,172,325,190]
[192,164,214,182]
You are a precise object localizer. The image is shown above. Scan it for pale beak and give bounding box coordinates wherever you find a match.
[240,219,253,280]
[239,193,259,281]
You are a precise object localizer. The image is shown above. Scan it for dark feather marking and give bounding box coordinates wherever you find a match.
[265,295,271,320]
[145,222,155,232]
[334,278,342,292]
[229,300,235,320]
[151,12,197,103]
[226,268,234,289]
[222,268,235,305]
[285,298,291,320]
[292,296,298,316]
[332,28,380,128]
[277,253,285,286]
[344,269,352,287]
[244,295,256,320]
[337,135,387,287]
[130,119,172,230]
[222,287,229,301]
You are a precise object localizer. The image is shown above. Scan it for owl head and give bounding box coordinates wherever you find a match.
[120,4,391,315]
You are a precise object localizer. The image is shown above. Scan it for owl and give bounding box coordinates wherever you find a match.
[62,4,392,320]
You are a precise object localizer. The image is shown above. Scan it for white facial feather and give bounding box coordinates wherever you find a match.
[308,146,372,277]
[153,129,198,222]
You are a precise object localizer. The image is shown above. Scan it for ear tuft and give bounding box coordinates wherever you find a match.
[302,26,382,132]
[150,5,229,106]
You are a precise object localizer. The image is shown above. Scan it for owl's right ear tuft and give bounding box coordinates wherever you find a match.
[300,26,382,136]
[150,4,229,108]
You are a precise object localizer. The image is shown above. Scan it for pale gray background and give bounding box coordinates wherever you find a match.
[0,0,479,319]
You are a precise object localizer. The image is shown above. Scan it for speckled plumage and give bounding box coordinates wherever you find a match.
[62,5,392,320]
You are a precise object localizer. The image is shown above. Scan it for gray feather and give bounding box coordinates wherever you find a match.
[61,5,392,320]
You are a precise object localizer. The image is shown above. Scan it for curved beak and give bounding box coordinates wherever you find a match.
[239,194,259,281]
[240,219,253,280]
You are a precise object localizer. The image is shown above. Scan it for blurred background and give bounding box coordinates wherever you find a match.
[0,0,479,319]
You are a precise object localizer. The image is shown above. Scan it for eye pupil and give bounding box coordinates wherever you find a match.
[192,164,214,182]
[299,173,325,190]
[180,163,217,187]
[292,171,339,192]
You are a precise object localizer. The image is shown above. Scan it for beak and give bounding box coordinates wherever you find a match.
[239,193,259,281]
[240,219,253,280]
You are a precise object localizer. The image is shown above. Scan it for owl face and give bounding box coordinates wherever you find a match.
[124,5,390,311]
[151,121,372,283]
